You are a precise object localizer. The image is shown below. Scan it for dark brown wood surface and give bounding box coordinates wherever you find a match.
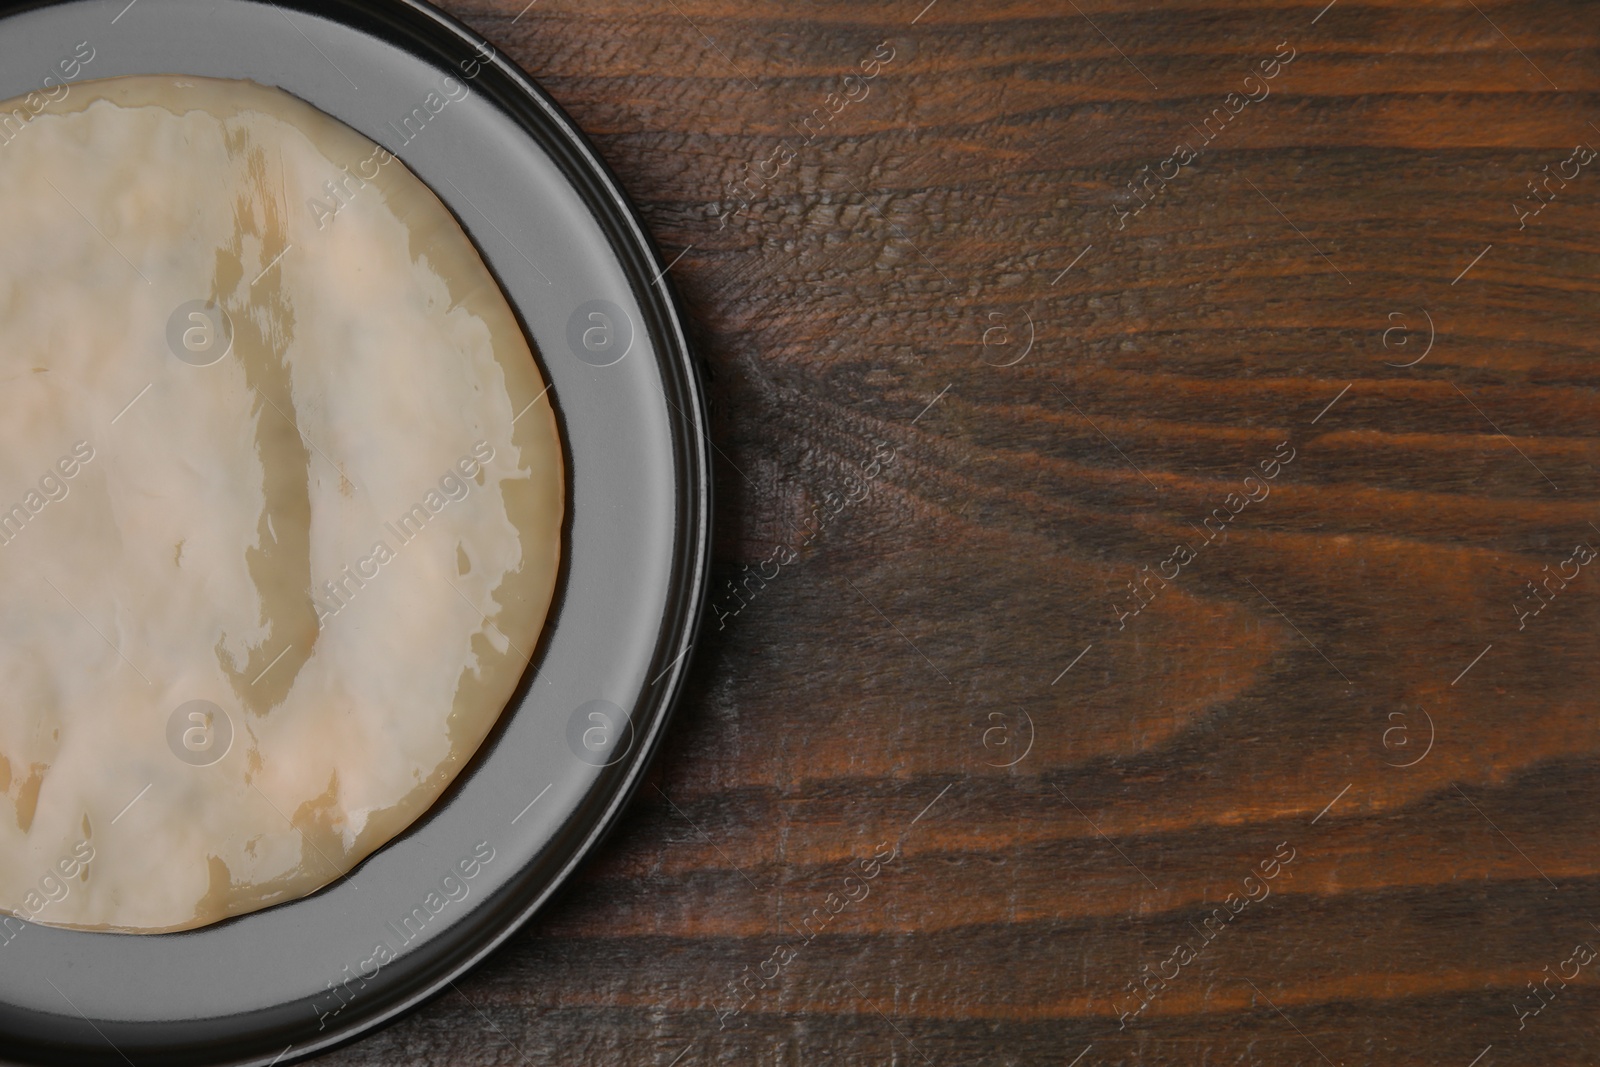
[327,2,1600,1064]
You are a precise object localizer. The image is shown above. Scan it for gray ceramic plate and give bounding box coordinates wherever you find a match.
[0,1,710,1063]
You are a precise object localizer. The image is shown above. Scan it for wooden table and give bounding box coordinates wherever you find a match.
[328,1,1600,1063]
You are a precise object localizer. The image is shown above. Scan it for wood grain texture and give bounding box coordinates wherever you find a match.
[323,1,1600,1064]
